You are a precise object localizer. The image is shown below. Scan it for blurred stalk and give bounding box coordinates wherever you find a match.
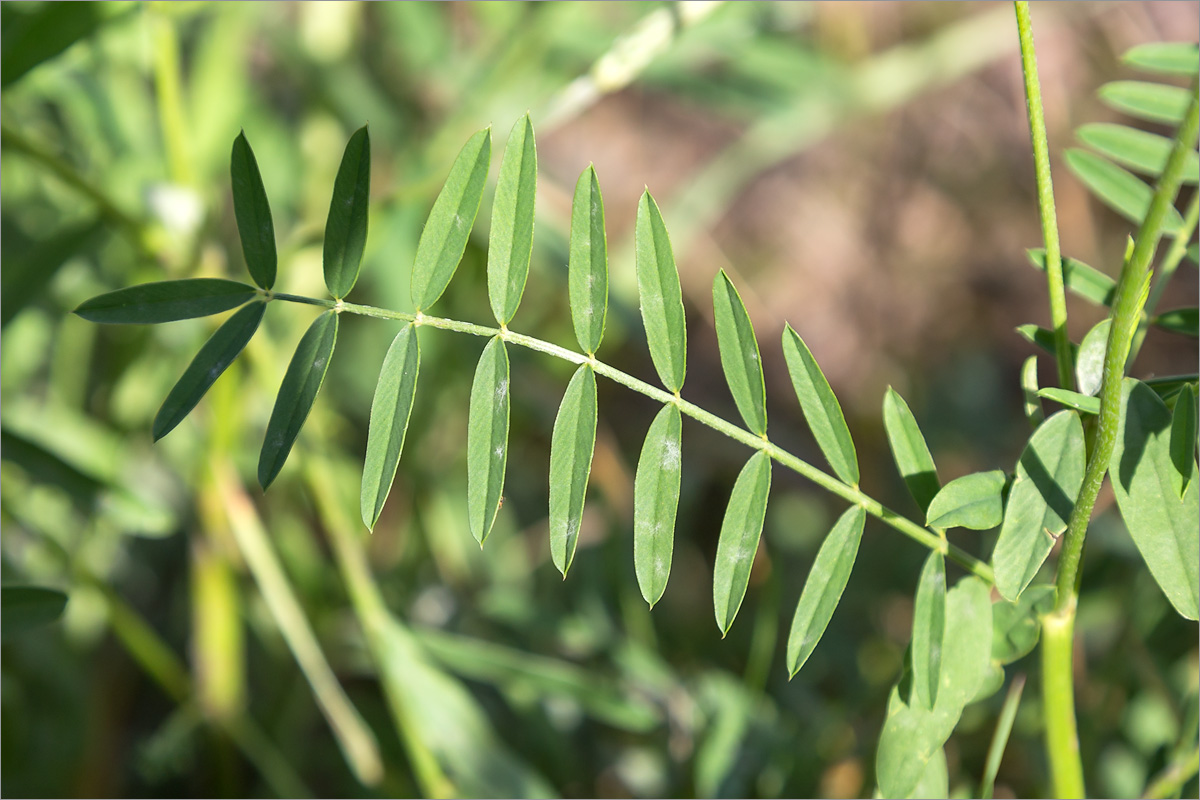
[149,3,194,186]
[1142,746,1200,800]
[980,673,1026,799]
[1129,191,1200,364]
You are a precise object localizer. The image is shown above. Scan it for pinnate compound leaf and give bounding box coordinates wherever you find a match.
[1065,149,1184,230]
[569,166,608,354]
[784,325,858,484]
[1123,42,1200,76]
[0,586,67,638]
[361,325,420,530]
[633,404,682,607]
[549,365,598,577]
[712,451,771,635]
[993,410,1086,601]
[487,114,537,326]
[786,505,865,676]
[991,584,1055,665]
[74,279,257,324]
[258,311,338,489]
[925,470,1005,531]
[323,125,371,299]
[231,131,277,289]
[1021,356,1044,427]
[411,128,491,311]
[1077,123,1200,184]
[1110,379,1199,619]
[882,388,939,515]
[467,336,510,545]
[713,271,767,435]
[1170,384,1197,499]
[1027,249,1116,307]
[1153,307,1199,337]
[1037,387,1100,416]
[1099,80,1192,126]
[153,301,266,441]
[635,191,686,393]
[1076,318,1112,397]
[911,552,945,709]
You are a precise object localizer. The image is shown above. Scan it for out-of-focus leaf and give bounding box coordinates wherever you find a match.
[1016,324,1079,361]
[1123,42,1200,76]
[925,470,1005,530]
[74,279,257,324]
[1021,356,1044,427]
[993,411,1086,601]
[882,387,939,514]
[258,311,338,489]
[568,165,608,354]
[911,552,946,709]
[1170,384,1197,499]
[1077,318,1112,397]
[487,114,537,326]
[1065,149,1184,230]
[1077,123,1200,184]
[1099,80,1192,126]
[0,428,104,510]
[0,586,68,638]
[1188,242,1198,264]
[466,336,510,545]
[713,271,767,435]
[783,324,857,484]
[635,191,686,393]
[411,128,491,310]
[361,324,420,530]
[1037,388,1101,416]
[991,584,1055,665]
[548,365,598,577]
[323,126,371,299]
[1110,379,1199,620]
[1,218,103,327]
[908,748,948,799]
[231,131,277,289]
[0,2,116,88]
[633,404,683,608]
[786,505,865,676]
[713,451,771,635]
[1152,307,1199,337]
[153,301,267,441]
[1027,249,1117,307]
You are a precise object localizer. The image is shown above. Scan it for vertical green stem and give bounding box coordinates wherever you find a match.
[1015,1,1073,391]
[1042,606,1085,798]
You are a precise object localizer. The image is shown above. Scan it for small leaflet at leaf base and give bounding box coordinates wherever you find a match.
[487,114,537,326]
[633,403,682,607]
[924,470,1006,531]
[634,191,686,393]
[1065,148,1185,231]
[1170,383,1197,499]
[1076,319,1112,397]
[713,271,767,436]
[911,551,946,710]
[258,311,339,489]
[713,451,772,636]
[361,324,421,530]
[783,324,858,485]
[466,336,510,546]
[568,165,608,355]
[786,505,865,676]
[231,131,277,289]
[323,125,371,299]
[1110,378,1199,620]
[882,387,939,515]
[992,410,1085,602]
[548,365,598,577]
[991,584,1055,665]
[154,300,267,441]
[74,279,258,324]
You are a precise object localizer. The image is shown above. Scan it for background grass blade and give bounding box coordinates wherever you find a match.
[1099,80,1192,126]
[785,505,865,676]
[993,410,1085,601]
[323,125,371,299]
[925,470,1005,530]
[1026,248,1116,306]
[1065,148,1185,230]
[568,165,608,355]
[713,270,766,436]
[783,324,857,484]
[411,127,491,311]
[74,279,257,324]
[882,387,940,514]
[712,451,771,636]
[911,551,946,709]
[153,301,266,441]
[258,311,339,489]
[487,114,536,326]
[1170,383,1197,499]
[361,324,421,530]
[1123,42,1200,76]
[548,365,598,577]
[231,131,276,289]
[466,336,510,545]
[633,403,682,608]
[1076,123,1200,183]
[635,190,686,393]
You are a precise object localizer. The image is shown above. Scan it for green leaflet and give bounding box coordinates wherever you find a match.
[991,584,1055,665]
[548,365,598,577]
[1065,149,1185,230]
[323,125,371,299]
[258,311,339,489]
[1189,242,1199,264]
[908,748,948,800]
[1153,307,1199,337]
[1076,123,1200,184]
[1110,379,1199,620]
[925,470,1005,531]
[911,552,945,710]
[360,325,421,530]
[712,450,771,635]
[1076,319,1112,396]
[1020,356,1044,427]
[1037,388,1101,416]
[0,2,112,88]
[411,128,491,311]
[74,279,257,324]
[487,115,537,326]
[875,576,992,799]
[1027,249,1116,307]
[635,191,686,393]
[1122,42,1200,76]
[231,131,277,289]
[0,585,68,639]
[1016,324,1079,361]
[882,387,939,515]
[466,336,510,545]
[1170,384,1197,499]
[568,165,608,355]
[1099,80,1192,126]
[786,505,865,677]
[713,271,766,436]
[153,300,267,441]
[783,324,857,484]
[992,410,1086,601]
[633,403,682,607]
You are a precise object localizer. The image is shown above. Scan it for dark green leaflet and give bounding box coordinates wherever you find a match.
[323,126,371,299]
[231,131,277,289]
[74,279,257,324]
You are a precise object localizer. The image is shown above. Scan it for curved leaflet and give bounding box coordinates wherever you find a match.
[882,387,940,515]
[548,365,598,576]
[361,324,421,530]
[231,131,277,289]
[568,165,608,354]
[74,279,257,324]
[487,114,537,326]
[783,324,857,484]
[713,270,766,436]
[633,403,683,607]
[467,336,510,545]
[924,470,1005,530]
[323,125,371,299]
[1065,148,1184,230]
[634,191,686,393]
[713,451,771,635]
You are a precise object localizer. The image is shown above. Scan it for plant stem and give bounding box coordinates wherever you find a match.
[1015,1,1073,391]
[1042,605,1085,798]
[1128,191,1200,364]
[270,294,995,583]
